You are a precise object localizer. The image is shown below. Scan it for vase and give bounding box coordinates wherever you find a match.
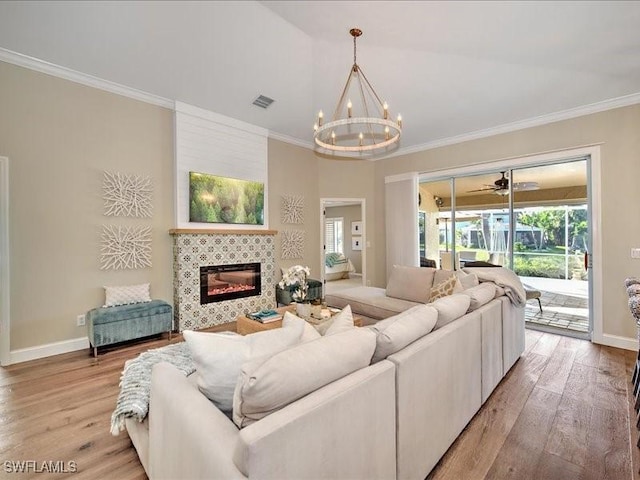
[296,302,311,319]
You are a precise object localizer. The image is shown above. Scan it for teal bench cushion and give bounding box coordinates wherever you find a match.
[87,300,173,354]
[88,300,172,325]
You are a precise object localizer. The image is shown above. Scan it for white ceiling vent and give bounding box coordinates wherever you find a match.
[252,95,274,109]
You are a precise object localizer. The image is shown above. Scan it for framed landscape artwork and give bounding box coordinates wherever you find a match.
[189,171,265,225]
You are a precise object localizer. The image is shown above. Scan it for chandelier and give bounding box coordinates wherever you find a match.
[313,28,402,157]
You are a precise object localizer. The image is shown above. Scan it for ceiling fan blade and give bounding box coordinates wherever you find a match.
[466,187,496,193]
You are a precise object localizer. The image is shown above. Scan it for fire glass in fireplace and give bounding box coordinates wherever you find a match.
[200,262,261,304]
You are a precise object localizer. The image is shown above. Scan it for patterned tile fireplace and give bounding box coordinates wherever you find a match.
[170,229,277,331]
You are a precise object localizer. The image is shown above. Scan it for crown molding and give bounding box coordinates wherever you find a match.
[3,46,639,158]
[385,91,640,160]
[268,131,314,150]
[0,47,175,109]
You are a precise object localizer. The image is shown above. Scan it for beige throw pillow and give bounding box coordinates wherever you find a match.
[370,304,438,363]
[428,274,462,302]
[233,328,377,428]
[183,322,304,413]
[385,265,435,303]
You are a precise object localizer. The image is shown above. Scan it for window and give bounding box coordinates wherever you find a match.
[325,217,344,254]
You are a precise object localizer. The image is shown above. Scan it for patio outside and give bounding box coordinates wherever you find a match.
[423,204,590,336]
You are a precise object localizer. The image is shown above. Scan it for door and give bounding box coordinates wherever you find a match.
[419,149,597,341]
[320,199,366,296]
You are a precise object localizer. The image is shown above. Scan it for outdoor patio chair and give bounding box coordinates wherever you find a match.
[523,284,542,313]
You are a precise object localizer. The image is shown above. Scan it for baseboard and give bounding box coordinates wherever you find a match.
[595,333,637,351]
[9,337,90,365]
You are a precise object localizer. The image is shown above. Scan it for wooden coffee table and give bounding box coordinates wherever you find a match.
[237,305,362,335]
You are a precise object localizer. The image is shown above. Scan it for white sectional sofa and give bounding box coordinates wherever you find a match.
[126,265,525,480]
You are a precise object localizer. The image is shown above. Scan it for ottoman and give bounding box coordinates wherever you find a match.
[87,300,173,357]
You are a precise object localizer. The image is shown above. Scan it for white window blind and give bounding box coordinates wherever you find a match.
[325,217,344,254]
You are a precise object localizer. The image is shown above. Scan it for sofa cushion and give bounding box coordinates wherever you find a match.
[183,322,304,413]
[370,304,438,363]
[325,286,420,320]
[386,265,436,303]
[431,293,471,329]
[232,328,377,428]
[464,283,497,311]
[428,274,462,302]
[281,311,322,342]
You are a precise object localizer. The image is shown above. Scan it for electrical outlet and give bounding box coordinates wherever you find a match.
[76,314,86,326]
[632,248,640,259]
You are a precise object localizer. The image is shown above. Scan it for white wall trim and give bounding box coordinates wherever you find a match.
[0,47,174,109]
[0,157,9,366]
[599,334,637,351]
[10,337,89,365]
[269,131,314,150]
[387,92,640,159]
[385,172,420,184]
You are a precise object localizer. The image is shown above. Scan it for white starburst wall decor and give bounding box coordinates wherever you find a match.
[281,229,305,259]
[281,195,304,224]
[100,225,152,270]
[103,171,153,218]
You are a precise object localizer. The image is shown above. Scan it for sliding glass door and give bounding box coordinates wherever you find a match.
[419,158,591,339]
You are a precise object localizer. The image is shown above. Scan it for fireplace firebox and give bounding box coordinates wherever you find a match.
[199,262,261,304]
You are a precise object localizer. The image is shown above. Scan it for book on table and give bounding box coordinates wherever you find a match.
[247,309,282,323]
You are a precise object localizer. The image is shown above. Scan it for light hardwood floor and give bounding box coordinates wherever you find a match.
[0,328,637,479]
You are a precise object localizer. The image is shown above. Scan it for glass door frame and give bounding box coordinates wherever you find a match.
[418,145,602,343]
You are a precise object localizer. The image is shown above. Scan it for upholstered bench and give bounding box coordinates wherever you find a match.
[87,300,173,357]
[276,278,323,306]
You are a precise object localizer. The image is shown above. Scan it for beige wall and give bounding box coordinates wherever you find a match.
[374,104,640,340]
[0,61,175,350]
[267,140,321,281]
[325,204,362,273]
[3,58,637,352]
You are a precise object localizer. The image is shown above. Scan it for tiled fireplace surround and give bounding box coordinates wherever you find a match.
[171,229,277,331]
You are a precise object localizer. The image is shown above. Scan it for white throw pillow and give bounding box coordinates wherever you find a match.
[282,311,321,343]
[320,304,355,336]
[370,304,438,363]
[183,321,304,413]
[456,271,479,290]
[385,265,435,303]
[233,328,377,428]
[104,283,151,307]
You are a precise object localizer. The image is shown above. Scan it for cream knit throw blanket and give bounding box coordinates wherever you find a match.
[110,342,195,436]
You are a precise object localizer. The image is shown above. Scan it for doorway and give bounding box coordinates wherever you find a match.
[320,198,366,296]
[419,147,599,341]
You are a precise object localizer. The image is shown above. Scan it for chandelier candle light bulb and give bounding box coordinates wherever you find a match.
[312,27,403,157]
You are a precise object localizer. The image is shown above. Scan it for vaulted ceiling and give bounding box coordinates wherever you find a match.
[0,1,639,157]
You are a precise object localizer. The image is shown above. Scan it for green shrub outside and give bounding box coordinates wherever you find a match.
[514,254,587,280]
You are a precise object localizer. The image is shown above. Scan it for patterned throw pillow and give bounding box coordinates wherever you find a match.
[104,283,152,307]
[428,275,459,302]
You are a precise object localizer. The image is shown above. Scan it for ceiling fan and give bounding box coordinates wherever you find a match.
[467,171,539,196]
